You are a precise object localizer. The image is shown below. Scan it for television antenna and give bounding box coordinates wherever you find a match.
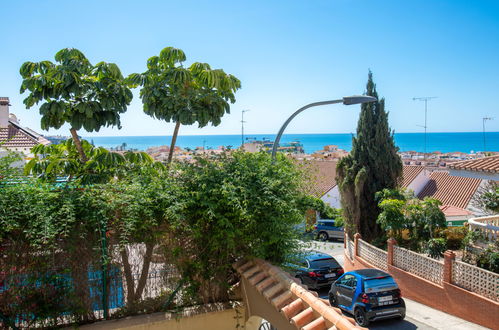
[483,117,493,153]
[413,96,437,156]
[241,109,250,149]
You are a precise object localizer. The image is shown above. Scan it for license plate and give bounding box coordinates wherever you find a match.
[378,295,392,302]
[325,273,335,278]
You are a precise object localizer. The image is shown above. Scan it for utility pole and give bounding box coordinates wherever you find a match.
[483,117,493,153]
[413,96,437,157]
[241,109,250,149]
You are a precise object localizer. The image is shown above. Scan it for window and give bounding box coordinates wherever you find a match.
[338,274,356,288]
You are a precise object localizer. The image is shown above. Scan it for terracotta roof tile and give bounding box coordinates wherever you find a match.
[0,125,39,148]
[234,258,365,330]
[417,171,481,209]
[439,205,473,217]
[400,166,424,188]
[299,160,337,197]
[448,155,499,174]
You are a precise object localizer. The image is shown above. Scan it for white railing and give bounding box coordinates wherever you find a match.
[452,260,499,302]
[358,239,387,270]
[393,245,444,285]
[346,237,354,261]
[468,215,499,241]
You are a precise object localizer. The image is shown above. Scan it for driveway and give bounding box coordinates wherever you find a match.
[304,240,487,330]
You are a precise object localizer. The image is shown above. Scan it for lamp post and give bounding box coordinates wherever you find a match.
[271,95,377,160]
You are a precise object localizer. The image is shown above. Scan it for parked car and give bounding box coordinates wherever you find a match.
[286,251,344,290]
[313,219,344,241]
[328,269,406,327]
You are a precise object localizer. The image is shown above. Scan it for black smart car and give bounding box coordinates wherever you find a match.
[286,251,344,290]
[328,269,406,327]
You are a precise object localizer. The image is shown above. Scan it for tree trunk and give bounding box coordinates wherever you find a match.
[120,246,136,304]
[133,241,155,301]
[167,121,181,164]
[70,128,88,163]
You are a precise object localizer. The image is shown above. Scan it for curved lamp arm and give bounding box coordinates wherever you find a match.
[271,95,377,160]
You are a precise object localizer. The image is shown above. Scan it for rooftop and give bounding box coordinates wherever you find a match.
[417,171,482,209]
[448,155,499,174]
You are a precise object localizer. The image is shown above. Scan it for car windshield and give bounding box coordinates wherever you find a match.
[363,276,398,292]
[308,258,339,269]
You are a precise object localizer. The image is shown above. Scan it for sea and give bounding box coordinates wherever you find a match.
[85,132,499,154]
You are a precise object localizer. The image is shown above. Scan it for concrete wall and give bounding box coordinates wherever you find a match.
[81,304,244,330]
[344,249,499,329]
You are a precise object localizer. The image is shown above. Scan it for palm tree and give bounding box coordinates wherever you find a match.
[128,47,241,163]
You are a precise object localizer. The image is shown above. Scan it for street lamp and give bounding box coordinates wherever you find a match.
[271,95,377,159]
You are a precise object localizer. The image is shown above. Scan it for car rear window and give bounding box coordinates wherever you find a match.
[309,258,340,268]
[364,276,398,292]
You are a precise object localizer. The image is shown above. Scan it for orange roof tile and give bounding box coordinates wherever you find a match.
[400,166,424,188]
[448,155,499,174]
[234,258,365,330]
[299,160,337,197]
[417,171,481,209]
[439,205,473,217]
[0,125,39,148]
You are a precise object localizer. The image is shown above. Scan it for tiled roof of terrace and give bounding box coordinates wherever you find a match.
[234,258,364,330]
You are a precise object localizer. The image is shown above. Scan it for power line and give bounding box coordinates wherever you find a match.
[413,96,437,156]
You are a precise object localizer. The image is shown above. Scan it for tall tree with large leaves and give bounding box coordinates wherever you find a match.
[336,72,402,241]
[19,48,133,162]
[128,47,241,163]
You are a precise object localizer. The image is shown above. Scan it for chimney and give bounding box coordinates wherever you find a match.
[0,97,10,128]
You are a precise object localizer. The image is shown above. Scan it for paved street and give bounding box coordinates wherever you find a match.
[303,240,488,330]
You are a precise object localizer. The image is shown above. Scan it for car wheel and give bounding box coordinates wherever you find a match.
[317,231,329,241]
[328,293,338,307]
[354,307,369,327]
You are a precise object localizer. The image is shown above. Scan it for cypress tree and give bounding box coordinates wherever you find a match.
[336,71,402,242]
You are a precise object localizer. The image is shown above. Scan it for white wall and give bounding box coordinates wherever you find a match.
[407,169,431,196]
[320,185,341,209]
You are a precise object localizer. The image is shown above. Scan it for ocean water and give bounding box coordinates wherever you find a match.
[85,132,499,154]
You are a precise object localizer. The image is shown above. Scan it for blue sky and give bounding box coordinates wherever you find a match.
[1,0,498,136]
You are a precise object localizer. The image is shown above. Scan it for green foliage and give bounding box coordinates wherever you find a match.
[24,138,159,184]
[473,181,499,213]
[376,189,447,253]
[0,150,23,182]
[1,150,308,310]
[423,238,447,259]
[407,197,447,241]
[438,226,468,250]
[166,151,307,302]
[336,72,402,241]
[19,48,133,133]
[129,46,241,162]
[129,47,240,127]
[377,199,407,240]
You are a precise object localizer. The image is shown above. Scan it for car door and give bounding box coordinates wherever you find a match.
[328,222,344,239]
[294,258,312,286]
[334,274,357,310]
